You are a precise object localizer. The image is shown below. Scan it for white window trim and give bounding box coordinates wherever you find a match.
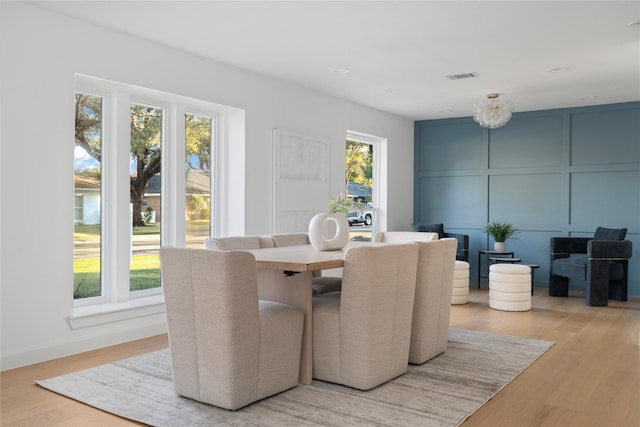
[347,130,388,233]
[72,74,242,325]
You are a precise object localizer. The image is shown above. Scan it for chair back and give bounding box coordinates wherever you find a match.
[270,233,330,279]
[409,238,457,364]
[269,233,310,247]
[204,235,274,250]
[339,243,418,389]
[160,248,261,407]
[372,231,438,243]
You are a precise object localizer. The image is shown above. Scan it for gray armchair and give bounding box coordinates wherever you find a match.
[549,227,632,306]
[412,223,469,262]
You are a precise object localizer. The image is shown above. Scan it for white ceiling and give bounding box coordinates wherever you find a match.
[30,1,640,120]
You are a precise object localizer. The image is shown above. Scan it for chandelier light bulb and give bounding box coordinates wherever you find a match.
[473,93,514,129]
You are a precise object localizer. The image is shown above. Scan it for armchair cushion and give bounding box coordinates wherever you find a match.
[593,227,627,241]
[552,255,588,279]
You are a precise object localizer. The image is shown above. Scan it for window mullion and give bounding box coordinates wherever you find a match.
[106,90,133,303]
[164,103,186,248]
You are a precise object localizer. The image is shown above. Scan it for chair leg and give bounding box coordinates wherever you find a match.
[548,274,569,297]
[609,279,628,301]
[586,260,609,306]
[609,261,629,301]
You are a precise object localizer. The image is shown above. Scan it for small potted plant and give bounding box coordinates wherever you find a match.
[483,222,518,252]
[328,193,350,214]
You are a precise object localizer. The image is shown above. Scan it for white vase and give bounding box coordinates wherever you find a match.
[308,212,350,251]
[494,241,506,253]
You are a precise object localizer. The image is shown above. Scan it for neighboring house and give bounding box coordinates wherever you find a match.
[145,168,211,223]
[346,181,371,204]
[74,174,101,225]
[74,169,211,225]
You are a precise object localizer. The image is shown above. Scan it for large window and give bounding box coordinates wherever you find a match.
[346,130,386,241]
[73,76,218,305]
[129,103,163,293]
[185,114,213,249]
[74,93,103,299]
[346,140,374,241]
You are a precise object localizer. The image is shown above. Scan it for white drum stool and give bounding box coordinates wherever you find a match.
[452,260,470,305]
[489,264,531,311]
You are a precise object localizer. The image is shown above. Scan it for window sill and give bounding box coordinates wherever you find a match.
[68,295,166,330]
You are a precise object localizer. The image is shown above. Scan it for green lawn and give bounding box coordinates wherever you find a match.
[74,220,209,237]
[74,254,161,299]
[73,220,210,299]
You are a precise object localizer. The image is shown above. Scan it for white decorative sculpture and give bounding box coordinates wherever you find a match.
[308,212,350,251]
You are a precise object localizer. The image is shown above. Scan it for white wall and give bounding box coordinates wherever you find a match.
[0,2,414,369]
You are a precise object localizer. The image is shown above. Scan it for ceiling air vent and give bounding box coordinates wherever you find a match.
[446,72,478,80]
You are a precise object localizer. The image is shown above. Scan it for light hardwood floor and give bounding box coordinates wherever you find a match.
[2,287,639,426]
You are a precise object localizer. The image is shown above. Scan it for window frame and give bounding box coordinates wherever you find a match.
[73,75,220,311]
[346,130,388,234]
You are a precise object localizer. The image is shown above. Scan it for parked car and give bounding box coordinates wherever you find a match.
[347,202,373,226]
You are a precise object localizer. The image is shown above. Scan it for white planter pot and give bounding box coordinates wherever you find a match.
[308,212,350,251]
[494,241,506,253]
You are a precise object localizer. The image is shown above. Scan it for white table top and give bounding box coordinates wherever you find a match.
[247,241,379,272]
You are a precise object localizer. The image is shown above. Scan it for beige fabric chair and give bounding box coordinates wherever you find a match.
[269,233,343,295]
[312,243,419,390]
[269,232,310,247]
[372,231,439,243]
[409,238,458,364]
[160,248,304,410]
[204,235,274,250]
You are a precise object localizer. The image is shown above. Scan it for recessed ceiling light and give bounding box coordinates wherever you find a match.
[384,89,399,94]
[331,68,350,74]
[580,95,599,100]
[547,67,569,73]
[439,109,453,113]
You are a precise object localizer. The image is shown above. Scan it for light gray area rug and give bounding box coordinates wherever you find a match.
[37,328,553,426]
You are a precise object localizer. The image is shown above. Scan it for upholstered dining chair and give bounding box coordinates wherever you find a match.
[204,235,274,250]
[268,232,344,295]
[409,238,458,364]
[269,232,311,248]
[160,248,304,410]
[549,227,633,306]
[312,243,419,390]
[372,231,439,243]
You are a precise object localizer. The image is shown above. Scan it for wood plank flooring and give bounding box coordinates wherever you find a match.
[2,287,639,426]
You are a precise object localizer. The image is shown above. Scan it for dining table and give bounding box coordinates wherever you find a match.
[247,242,373,384]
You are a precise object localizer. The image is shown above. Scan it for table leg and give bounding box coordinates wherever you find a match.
[256,268,313,384]
[477,252,482,289]
[531,269,535,295]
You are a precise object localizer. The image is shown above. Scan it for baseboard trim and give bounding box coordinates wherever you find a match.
[1,322,167,371]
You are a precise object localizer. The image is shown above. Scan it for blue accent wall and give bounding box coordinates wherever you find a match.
[414,102,640,296]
